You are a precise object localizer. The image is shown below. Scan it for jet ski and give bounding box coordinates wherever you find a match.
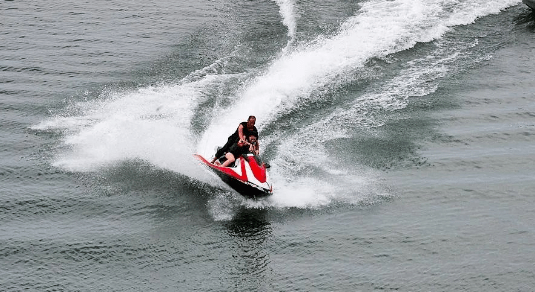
[193,153,273,198]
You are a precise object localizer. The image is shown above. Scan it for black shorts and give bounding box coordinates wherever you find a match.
[228,143,249,158]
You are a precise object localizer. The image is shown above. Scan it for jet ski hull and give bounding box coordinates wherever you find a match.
[194,154,273,198]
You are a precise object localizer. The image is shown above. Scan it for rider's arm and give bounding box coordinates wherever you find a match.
[248,141,259,155]
[237,124,245,142]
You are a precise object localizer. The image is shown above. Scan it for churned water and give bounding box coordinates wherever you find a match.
[2,0,535,291]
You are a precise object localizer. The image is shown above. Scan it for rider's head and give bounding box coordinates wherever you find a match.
[247,116,256,127]
[248,134,258,145]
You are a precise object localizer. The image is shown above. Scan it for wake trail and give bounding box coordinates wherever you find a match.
[272,0,297,42]
[199,0,519,153]
[198,0,520,209]
[32,0,521,212]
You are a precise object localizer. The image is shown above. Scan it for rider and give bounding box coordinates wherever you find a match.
[216,134,259,167]
[211,116,258,164]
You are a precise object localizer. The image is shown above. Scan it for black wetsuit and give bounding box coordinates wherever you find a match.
[214,122,258,159]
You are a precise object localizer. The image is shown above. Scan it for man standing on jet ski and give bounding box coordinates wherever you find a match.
[210,115,259,164]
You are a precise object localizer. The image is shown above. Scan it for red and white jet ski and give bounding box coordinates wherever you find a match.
[193,153,273,198]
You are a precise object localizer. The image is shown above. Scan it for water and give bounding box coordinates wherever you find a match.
[2,0,535,290]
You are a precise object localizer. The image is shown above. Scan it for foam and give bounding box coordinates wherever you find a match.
[34,79,224,185]
[272,0,297,40]
[35,0,520,211]
[199,0,519,150]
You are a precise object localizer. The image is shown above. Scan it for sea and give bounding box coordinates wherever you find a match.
[2,0,535,291]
